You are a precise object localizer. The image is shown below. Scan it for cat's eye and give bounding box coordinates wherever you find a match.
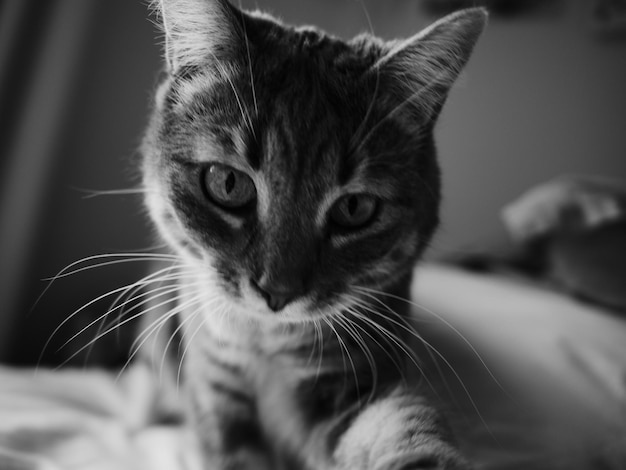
[330,194,378,229]
[202,163,256,209]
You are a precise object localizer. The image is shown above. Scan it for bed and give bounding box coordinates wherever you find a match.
[1,263,625,469]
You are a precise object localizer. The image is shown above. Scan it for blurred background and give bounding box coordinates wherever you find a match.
[1,0,625,366]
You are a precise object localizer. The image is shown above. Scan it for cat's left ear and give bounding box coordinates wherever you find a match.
[376,8,488,122]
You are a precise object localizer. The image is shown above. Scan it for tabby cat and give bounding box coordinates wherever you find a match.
[140,1,486,468]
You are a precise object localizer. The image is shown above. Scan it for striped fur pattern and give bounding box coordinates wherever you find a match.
[141,1,486,468]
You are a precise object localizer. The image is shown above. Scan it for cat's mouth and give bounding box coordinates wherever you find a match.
[214,276,345,324]
[237,277,314,320]
[193,256,352,323]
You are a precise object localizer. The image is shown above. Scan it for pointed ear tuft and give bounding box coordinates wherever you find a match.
[377,7,488,121]
[150,0,242,71]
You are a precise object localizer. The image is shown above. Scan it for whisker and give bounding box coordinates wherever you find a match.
[116,294,206,384]
[175,311,203,393]
[38,265,193,365]
[42,256,183,281]
[347,292,459,398]
[350,290,494,435]
[126,283,208,355]
[30,253,178,324]
[355,285,508,397]
[238,1,259,118]
[343,300,438,397]
[39,284,147,366]
[157,307,197,384]
[306,318,325,382]
[157,295,224,383]
[346,291,451,393]
[59,284,203,367]
[98,267,199,333]
[76,188,150,199]
[61,282,186,354]
[348,0,380,152]
[333,312,377,405]
[176,303,222,392]
[340,302,408,386]
[323,316,359,403]
[32,252,181,315]
[129,305,183,360]
[84,273,186,365]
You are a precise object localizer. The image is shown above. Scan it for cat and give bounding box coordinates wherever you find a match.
[140,0,486,468]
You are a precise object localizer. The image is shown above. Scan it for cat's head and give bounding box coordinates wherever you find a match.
[142,0,486,321]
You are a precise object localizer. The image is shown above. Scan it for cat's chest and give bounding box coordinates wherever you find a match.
[180,306,323,382]
[180,306,407,466]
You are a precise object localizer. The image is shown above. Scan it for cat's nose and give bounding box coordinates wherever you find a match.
[251,278,302,312]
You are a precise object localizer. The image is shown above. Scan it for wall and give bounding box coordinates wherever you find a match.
[5,0,160,364]
[434,2,626,256]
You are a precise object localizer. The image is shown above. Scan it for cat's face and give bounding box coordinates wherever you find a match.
[142,0,486,321]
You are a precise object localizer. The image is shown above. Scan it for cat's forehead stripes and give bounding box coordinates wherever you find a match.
[194,129,250,168]
[169,66,239,111]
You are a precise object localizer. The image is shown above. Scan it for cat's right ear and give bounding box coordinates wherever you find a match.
[150,0,243,71]
[375,8,488,123]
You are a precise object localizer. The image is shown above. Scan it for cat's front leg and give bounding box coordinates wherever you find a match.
[330,388,470,470]
[187,382,273,470]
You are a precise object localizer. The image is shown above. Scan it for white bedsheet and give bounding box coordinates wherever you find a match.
[413,264,626,469]
[0,365,200,470]
[1,264,625,469]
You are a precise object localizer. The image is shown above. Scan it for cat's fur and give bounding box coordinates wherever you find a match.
[140,1,486,468]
